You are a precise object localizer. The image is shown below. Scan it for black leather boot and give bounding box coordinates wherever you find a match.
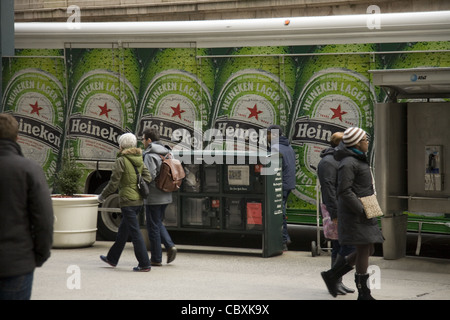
[331,256,348,295]
[355,273,376,300]
[321,255,353,297]
[339,282,355,294]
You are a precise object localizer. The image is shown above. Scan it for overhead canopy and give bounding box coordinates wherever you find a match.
[370,67,450,100]
[14,11,450,48]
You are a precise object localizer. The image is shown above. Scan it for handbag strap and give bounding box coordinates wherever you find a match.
[124,157,140,176]
[370,166,376,195]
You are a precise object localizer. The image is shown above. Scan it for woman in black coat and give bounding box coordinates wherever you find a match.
[321,127,383,300]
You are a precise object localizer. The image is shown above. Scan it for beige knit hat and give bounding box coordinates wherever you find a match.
[343,127,366,147]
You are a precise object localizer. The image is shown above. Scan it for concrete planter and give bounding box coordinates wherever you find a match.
[52,195,99,248]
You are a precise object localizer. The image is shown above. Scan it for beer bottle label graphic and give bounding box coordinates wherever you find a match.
[67,48,140,160]
[289,44,377,210]
[137,48,214,150]
[1,49,65,187]
[212,46,296,150]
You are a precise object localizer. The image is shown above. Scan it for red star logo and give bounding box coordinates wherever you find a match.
[171,104,185,119]
[30,101,43,116]
[330,105,347,122]
[248,104,263,120]
[99,103,112,118]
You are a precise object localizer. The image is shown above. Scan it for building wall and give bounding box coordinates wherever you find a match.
[15,0,450,22]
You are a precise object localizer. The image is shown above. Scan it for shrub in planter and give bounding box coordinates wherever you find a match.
[51,152,98,248]
[53,152,83,197]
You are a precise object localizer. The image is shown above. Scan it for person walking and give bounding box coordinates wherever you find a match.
[317,132,355,296]
[142,128,177,266]
[99,133,152,272]
[267,125,296,250]
[321,127,384,300]
[0,113,54,300]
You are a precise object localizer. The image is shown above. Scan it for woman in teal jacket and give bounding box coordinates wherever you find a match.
[99,133,152,272]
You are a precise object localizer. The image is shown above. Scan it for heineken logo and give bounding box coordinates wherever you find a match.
[247,104,263,120]
[68,115,125,148]
[145,80,203,107]
[214,69,292,130]
[138,115,201,149]
[214,116,267,147]
[330,105,347,121]
[171,104,185,119]
[291,116,346,147]
[4,76,64,110]
[221,80,282,111]
[98,103,112,118]
[29,101,43,116]
[17,115,62,152]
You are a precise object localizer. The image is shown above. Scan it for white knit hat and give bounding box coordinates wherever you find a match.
[343,127,366,147]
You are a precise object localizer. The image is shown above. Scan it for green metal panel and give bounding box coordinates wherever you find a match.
[170,150,283,257]
[262,153,283,257]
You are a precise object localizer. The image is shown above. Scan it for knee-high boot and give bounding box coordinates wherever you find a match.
[331,256,346,295]
[332,256,355,295]
[321,255,353,297]
[355,273,375,300]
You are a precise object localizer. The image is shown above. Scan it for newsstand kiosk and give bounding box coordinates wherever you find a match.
[370,67,450,259]
[164,150,284,258]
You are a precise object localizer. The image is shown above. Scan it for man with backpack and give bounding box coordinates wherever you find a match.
[142,128,177,266]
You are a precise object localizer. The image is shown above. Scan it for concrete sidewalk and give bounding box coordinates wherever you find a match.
[31,241,450,300]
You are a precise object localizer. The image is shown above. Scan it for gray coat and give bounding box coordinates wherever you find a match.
[143,142,173,205]
[334,141,384,245]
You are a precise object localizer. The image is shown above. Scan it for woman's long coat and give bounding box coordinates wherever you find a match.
[334,142,384,245]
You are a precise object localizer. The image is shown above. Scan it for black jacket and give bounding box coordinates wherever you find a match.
[0,139,53,278]
[317,147,339,220]
[334,141,384,245]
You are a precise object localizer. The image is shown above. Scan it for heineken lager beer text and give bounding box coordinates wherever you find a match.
[289,44,378,210]
[67,48,140,160]
[1,49,65,187]
[212,46,296,151]
[137,48,215,150]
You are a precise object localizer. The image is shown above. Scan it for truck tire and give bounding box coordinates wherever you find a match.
[95,182,121,241]
[97,194,121,240]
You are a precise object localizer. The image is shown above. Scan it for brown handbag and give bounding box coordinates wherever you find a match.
[359,194,384,219]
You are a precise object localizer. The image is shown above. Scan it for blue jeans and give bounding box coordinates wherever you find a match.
[145,204,175,263]
[0,271,34,300]
[107,206,150,268]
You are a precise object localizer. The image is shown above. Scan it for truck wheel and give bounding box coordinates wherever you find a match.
[97,193,121,241]
[95,181,121,241]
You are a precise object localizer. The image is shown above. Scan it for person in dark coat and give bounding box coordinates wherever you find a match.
[0,113,53,300]
[321,127,383,300]
[267,125,296,250]
[317,131,354,295]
